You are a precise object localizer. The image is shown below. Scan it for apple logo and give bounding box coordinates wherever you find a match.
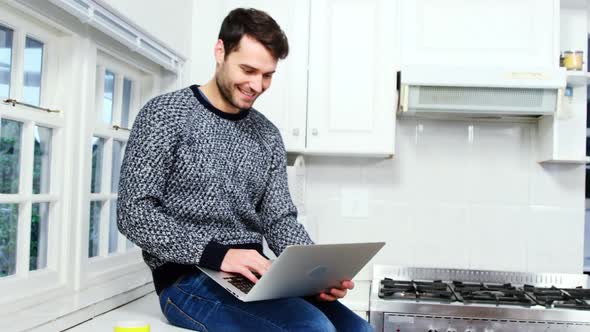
[308,266,328,279]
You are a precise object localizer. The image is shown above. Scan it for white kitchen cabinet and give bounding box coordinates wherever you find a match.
[400,0,559,68]
[306,0,397,156]
[220,0,309,152]
[219,0,397,156]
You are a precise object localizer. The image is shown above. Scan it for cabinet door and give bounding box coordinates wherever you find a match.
[400,0,558,67]
[222,0,309,152]
[307,0,397,155]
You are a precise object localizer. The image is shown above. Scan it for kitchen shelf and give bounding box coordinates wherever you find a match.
[299,149,394,158]
[539,156,590,164]
[561,0,589,9]
[566,71,590,87]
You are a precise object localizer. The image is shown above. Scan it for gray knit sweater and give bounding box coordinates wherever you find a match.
[117,85,313,293]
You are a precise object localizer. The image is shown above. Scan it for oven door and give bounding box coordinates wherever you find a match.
[382,312,590,332]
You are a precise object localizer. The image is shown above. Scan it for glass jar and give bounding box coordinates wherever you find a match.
[559,52,565,67]
[574,51,584,70]
[564,50,584,70]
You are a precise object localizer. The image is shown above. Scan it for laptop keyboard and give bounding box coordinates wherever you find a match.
[223,272,261,294]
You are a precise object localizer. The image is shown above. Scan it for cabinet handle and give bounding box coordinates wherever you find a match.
[292,128,300,136]
[312,128,318,136]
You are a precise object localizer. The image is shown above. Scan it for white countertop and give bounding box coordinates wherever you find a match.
[3,277,372,331]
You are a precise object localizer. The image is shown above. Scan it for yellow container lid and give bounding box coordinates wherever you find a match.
[114,321,150,332]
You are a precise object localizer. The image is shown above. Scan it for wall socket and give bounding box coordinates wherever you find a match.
[340,187,369,219]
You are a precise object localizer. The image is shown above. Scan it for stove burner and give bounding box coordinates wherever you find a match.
[378,278,458,302]
[378,277,590,310]
[524,285,590,310]
[452,281,535,306]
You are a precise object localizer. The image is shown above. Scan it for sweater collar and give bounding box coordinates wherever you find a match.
[190,84,250,121]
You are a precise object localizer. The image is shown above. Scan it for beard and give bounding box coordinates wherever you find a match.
[215,67,255,110]
[215,75,240,110]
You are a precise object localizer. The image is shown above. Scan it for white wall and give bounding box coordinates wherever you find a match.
[305,119,585,279]
[189,0,229,85]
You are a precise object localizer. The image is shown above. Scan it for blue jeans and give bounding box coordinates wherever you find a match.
[158,271,374,332]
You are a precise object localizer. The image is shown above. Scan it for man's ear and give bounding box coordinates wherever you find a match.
[214,39,225,65]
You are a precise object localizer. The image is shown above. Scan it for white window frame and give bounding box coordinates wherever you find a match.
[0,8,65,302]
[0,3,175,325]
[78,49,158,288]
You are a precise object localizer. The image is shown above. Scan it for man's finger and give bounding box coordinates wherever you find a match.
[341,280,354,290]
[319,292,337,301]
[246,260,269,278]
[254,254,272,270]
[329,288,347,298]
[240,267,260,284]
[247,251,271,273]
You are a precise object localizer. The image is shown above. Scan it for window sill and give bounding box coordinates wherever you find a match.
[0,266,153,331]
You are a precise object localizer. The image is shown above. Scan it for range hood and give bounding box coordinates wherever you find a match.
[398,65,566,119]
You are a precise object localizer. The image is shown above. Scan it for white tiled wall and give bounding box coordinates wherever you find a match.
[303,118,585,279]
[585,210,590,269]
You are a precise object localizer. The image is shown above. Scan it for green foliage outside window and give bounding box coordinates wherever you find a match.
[0,121,47,277]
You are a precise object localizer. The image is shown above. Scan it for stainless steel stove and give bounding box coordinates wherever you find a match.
[369,265,590,332]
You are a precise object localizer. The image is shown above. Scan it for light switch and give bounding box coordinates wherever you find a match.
[340,187,369,219]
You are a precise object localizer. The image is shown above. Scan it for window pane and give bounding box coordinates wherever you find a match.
[88,201,102,258]
[0,204,18,277]
[0,25,13,99]
[0,119,22,194]
[103,70,115,124]
[33,126,52,194]
[109,200,117,254]
[23,37,43,106]
[111,141,124,193]
[91,137,104,193]
[30,202,49,271]
[121,78,132,128]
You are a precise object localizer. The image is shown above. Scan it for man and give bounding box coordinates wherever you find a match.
[117,7,373,332]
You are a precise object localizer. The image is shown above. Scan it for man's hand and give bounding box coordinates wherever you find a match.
[316,280,355,302]
[220,249,271,284]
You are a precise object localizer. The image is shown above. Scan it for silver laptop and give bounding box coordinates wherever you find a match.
[198,242,385,302]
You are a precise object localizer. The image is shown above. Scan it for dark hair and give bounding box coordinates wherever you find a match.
[218,8,289,60]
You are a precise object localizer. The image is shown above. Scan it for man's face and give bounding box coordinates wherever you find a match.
[215,35,277,110]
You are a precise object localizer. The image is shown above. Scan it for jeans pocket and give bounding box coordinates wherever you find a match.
[164,298,209,332]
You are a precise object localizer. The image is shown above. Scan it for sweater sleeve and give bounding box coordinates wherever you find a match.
[117,99,228,268]
[258,136,314,255]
